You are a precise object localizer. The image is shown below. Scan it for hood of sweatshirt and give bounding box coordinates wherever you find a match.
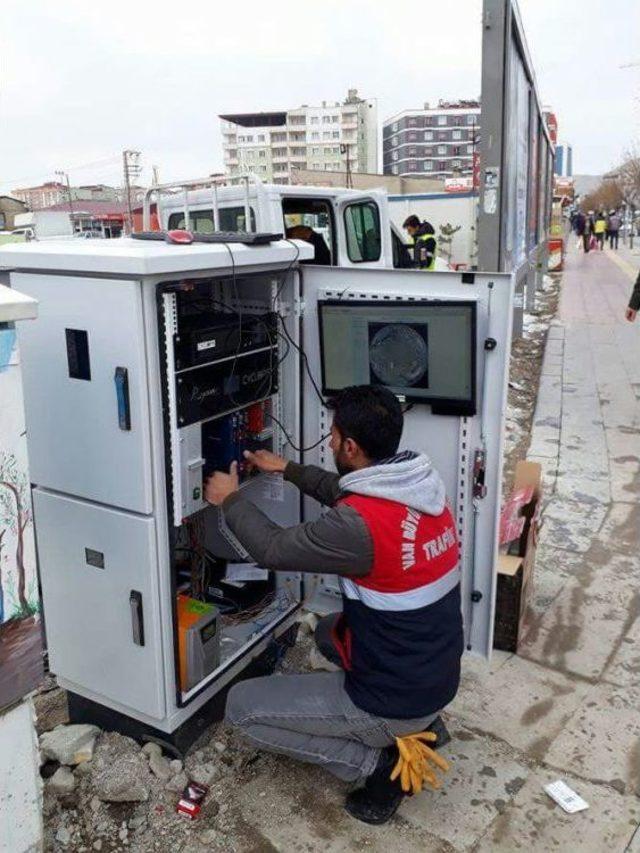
[338,451,446,516]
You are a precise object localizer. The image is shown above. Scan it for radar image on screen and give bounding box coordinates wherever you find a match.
[368,323,430,389]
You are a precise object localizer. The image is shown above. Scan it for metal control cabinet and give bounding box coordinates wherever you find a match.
[1,238,514,743]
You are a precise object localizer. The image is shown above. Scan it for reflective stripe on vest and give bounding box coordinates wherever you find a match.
[415,232,437,270]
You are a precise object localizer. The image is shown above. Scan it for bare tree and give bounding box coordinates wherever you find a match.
[616,143,640,207]
[581,180,624,214]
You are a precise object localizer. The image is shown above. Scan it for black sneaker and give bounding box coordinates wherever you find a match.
[344,745,404,825]
[426,715,451,750]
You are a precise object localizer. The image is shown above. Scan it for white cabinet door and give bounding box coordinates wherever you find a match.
[15,273,153,514]
[299,266,514,658]
[33,488,165,720]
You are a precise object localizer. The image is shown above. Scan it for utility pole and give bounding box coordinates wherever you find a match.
[122,150,142,234]
[55,170,75,220]
[341,144,354,189]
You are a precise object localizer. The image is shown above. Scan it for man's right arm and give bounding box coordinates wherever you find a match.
[244,450,341,506]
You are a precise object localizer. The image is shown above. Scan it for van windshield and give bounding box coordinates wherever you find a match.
[167,206,256,233]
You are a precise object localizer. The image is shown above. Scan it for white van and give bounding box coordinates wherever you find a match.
[145,176,416,270]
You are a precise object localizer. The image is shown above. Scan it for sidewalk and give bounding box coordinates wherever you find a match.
[225,243,640,852]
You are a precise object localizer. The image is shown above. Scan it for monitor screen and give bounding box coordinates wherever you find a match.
[318,299,476,414]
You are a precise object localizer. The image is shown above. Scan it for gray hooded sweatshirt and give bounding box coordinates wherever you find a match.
[222,452,448,578]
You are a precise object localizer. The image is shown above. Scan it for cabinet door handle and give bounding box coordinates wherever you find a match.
[130,590,145,646]
[114,367,131,431]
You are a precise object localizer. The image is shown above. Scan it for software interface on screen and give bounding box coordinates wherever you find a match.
[319,300,476,404]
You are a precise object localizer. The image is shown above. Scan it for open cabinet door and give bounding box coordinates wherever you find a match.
[298,266,514,659]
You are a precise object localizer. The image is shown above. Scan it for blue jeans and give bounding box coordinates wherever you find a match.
[225,614,438,782]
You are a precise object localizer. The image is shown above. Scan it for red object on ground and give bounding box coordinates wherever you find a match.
[176,780,209,819]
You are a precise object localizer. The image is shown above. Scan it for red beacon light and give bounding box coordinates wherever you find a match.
[165,229,194,244]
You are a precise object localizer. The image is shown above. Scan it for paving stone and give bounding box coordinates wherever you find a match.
[545,683,640,795]
[603,616,640,689]
[474,768,640,852]
[234,765,451,852]
[448,654,589,761]
[540,499,607,553]
[400,727,530,850]
[519,553,638,680]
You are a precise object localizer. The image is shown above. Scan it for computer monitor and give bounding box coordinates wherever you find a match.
[318,299,477,416]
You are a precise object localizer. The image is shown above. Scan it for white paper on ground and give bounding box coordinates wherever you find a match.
[544,780,589,813]
[225,563,269,582]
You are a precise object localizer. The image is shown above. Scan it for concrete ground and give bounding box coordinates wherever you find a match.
[230,242,640,851]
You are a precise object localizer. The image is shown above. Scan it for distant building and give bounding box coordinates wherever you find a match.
[555,144,573,177]
[291,168,444,195]
[219,89,378,185]
[0,196,27,230]
[39,200,128,238]
[12,182,123,211]
[383,100,481,180]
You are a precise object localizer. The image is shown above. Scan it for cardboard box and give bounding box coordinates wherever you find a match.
[493,461,542,653]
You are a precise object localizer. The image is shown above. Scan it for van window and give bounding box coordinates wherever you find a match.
[167,206,256,233]
[282,197,335,265]
[344,201,381,263]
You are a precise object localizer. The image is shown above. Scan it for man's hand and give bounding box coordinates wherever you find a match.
[243,449,287,474]
[204,462,239,506]
[625,307,637,322]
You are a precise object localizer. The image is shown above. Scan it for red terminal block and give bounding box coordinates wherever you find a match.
[247,401,265,435]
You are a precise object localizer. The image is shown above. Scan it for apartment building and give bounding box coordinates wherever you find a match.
[219,89,377,185]
[383,100,481,180]
[11,182,121,211]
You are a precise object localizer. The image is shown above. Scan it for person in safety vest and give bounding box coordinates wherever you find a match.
[205,385,463,825]
[403,214,438,270]
[593,211,606,251]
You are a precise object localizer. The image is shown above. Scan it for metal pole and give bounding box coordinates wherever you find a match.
[243,178,251,232]
[123,151,133,235]
[212,184,220,231]
[182,188,190,231]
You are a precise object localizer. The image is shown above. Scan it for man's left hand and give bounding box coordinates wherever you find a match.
[204,462,239,506]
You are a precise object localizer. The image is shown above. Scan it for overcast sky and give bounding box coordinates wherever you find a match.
[1,0,638,193]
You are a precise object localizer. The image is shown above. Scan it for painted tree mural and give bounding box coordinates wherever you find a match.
[0,449,32,619]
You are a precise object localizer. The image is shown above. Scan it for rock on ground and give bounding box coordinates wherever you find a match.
[90,732,151,802]
[40,723,100,765]
[47,766,76,797]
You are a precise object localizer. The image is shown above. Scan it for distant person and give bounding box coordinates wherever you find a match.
[608,210,622,250]
[574,210,590,253]
[286,225,332,266]
[402,215,438,271]
[626,269,640,322]
[594,211,606,251]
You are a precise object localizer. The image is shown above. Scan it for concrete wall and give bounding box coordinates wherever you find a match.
[0,298,43,853]
[0,699,42,853]
[291,169,444,194]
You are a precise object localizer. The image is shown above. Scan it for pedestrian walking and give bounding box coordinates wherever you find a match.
[608,210,621,250]
[574,210,590,253]
[594,211,606,251]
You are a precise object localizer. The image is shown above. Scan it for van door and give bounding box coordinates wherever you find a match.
[298,265,514,658]
[336,191,393,269]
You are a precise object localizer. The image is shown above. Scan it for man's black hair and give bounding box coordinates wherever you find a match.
[327,385,403,461]
[402,214,421,229]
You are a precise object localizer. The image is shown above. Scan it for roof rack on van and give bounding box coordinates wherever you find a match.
[142,173,263,233]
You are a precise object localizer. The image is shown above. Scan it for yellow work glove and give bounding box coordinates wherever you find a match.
[390,731,450,795]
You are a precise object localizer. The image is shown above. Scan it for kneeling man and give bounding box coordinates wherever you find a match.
[205,385,463,824]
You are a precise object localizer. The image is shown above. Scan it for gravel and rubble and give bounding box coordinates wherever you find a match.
[502,273,561,490]
[36,276,561,851]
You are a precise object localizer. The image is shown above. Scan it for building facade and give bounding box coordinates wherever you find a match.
[555,144,573,178]
[11,182,122,211]
[220,89,378,185]
[383,100,481,179]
